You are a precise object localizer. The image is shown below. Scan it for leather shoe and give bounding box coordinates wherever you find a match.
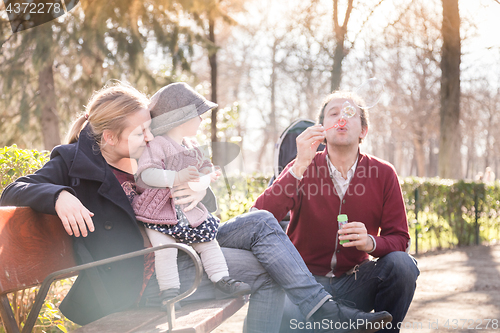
[310,298,393,333]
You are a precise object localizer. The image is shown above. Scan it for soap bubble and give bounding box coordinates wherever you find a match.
[341,101,356,118]
[354,77,385,109]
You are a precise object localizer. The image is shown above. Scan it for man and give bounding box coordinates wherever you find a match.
[254,91,419,332]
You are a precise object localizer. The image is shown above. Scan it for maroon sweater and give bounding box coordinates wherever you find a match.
[254,148,410,276]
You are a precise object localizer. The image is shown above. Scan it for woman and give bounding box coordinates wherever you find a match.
[0,83,284,331]
[0,83,388,333]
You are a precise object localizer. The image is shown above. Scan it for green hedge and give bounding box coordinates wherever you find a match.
[0,145,50,194]
[2,145,499,255]
[401,177,500,253]
[211,174,270,222]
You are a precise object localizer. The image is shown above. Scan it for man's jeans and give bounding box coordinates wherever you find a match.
[143,210,332,333]
[218,211,332,327]
[280,252,420,333]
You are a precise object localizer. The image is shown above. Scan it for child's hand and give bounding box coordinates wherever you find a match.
[199,167,212,176]
[199,166,220,183]
[210,166,222,182]
[175,166,200,185]
[187,166,214,191]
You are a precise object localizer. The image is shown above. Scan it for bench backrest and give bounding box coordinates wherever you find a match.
[0,207,76,295]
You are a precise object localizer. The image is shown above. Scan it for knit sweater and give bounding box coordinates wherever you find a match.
[253,148,410,276]
[133,135,212,227]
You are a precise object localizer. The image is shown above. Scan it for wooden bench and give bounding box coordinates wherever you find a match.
[0,207,247,333]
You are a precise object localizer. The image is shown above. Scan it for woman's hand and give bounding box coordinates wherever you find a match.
[171,183,207,212]
[55,190,95,237]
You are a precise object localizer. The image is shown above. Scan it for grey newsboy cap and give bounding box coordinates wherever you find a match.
[149,82,218,136]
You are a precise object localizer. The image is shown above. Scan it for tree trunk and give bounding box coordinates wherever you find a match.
[208,18,220,164]
[412,135,426,177]
[330,0,353,91]
[428,137,439,177]
[38,62,60,150]
[466,135,474,179]
[438,0,461,179]
[331,37,345,91]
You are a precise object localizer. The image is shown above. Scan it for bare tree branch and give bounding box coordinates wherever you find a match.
[382,0,416,34]
[350,0,386,51]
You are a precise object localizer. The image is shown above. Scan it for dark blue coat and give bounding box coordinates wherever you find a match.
[1,126,147,325]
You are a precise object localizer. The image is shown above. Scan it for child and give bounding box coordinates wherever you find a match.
[132,82,251,310]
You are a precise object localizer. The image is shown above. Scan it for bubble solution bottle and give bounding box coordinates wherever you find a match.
[338,214,349,245]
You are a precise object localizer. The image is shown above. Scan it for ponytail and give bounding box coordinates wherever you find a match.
[66,115,89,144]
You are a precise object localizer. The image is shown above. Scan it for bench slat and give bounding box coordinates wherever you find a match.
[72,297,247,333]
[146,297,247,333]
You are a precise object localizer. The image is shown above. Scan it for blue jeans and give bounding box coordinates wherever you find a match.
[167,210,331,333]
[280,251,419,333]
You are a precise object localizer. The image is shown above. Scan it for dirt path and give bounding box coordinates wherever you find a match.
[400,244,500,332]
[214,244,500,332]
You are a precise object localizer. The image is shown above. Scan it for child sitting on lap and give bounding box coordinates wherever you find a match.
[132,82,251,310]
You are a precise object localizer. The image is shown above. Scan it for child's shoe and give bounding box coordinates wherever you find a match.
[215,276,251,298]
[160,288,181,311]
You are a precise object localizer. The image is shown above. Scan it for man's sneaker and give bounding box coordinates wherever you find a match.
[214,276,252,297]
[311,298,393,333]
[160,288,181,312]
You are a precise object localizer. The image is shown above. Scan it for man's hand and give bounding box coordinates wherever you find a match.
[291,125,326,178]
[55,190,95,237]
[338,221,375,252]
[171,183,207,212]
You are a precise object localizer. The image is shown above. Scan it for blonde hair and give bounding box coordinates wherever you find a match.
[66,82,149,145]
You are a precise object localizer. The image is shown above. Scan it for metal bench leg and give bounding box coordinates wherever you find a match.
[166,302,175,332]
[0,294,21,333]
